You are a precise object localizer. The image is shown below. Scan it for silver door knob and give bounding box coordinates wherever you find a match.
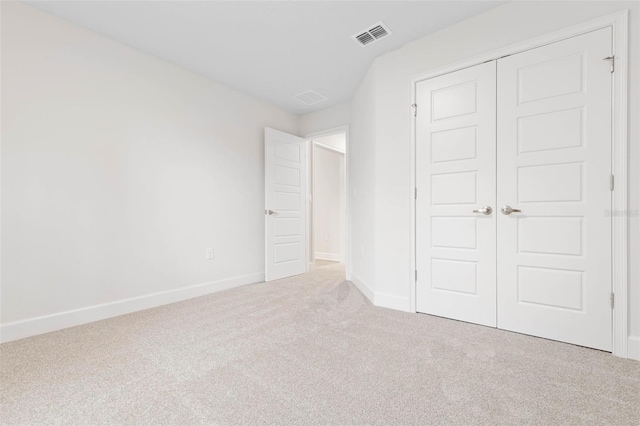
[266,209,278,215]
[472,206,493,215]
[501,205,521,215]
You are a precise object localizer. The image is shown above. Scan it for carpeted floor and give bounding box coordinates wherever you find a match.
[1,264,639,425]
[314,259,339,268]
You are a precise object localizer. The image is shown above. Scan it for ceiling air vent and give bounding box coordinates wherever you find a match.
[355,32,375,46]
[294,90,327,106]
[352,21,391,47]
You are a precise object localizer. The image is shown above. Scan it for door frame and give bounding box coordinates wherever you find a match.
[409,11,630,358]
[304,125,351,280]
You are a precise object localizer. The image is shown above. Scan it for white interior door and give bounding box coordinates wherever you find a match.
[416,61,497,327]
[496,28,613,350]
[265,127,307,282]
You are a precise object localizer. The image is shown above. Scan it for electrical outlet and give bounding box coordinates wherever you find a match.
[206,248,214,260]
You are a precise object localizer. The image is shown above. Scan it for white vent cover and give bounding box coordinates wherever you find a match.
[352,21,391,47]
[293,90,327,105]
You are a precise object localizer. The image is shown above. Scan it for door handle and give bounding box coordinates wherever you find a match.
[501,205,521,215]
[472,206,493,215]
[266,210,278,215]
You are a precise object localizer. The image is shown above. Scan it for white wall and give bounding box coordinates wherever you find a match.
[346,67,377,300]
[313,144,344,262]
[344,1,640,354]
[300,103,351,137]
[0,2,298,337]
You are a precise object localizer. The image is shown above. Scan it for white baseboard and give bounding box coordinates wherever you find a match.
[315,252,341,262]
[349,273,374,303]
[0,272,264,344]
[374,291,411,312]
[628,335,640,361]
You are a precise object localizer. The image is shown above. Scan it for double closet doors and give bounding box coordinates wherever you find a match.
[415,28,613,351]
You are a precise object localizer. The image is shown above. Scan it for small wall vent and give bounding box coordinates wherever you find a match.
[293,90,327,105]
[352,21,391,47]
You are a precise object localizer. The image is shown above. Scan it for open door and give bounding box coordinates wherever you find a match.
[265,127,307,282]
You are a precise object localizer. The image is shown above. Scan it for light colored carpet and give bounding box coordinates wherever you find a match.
[314,259,339,268]
[1,264,639,425]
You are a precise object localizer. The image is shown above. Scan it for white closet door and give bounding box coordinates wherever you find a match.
[416,62,497,327]
[496,28,613,350]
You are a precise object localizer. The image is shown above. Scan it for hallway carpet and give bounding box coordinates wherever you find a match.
[314,259,340,268]
[1,264,639,424]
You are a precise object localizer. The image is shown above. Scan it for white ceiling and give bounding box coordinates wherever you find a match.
[26,1,506,115]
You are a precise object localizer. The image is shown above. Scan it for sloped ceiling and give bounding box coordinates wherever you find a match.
[26,1,506,114]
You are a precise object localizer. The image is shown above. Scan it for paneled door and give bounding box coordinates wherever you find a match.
[265,128,307,282]
[496,28,613,350]
[415,62,497,327]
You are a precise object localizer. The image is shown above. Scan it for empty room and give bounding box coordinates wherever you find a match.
[1,0,639,424]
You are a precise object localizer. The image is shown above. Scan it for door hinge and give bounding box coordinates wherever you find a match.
[411,103,417,117]
[610,175,615,191]
[415,270,418,281]
[604,55,615,73]
[415,188,417,199]
[610,292,615,309]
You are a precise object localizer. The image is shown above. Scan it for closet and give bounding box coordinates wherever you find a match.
[415,27,613,351]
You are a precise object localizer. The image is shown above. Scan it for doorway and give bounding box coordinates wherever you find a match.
[306,129,348,276]
[264,126,350,282]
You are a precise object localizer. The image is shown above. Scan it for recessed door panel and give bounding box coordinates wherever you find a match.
[274,218,300,238]
[274,165,300,187]
[432,259,478,295]
[275,143,301,162]
[516,216,584,256]
[431,217,477,249]
[431,126,477,163]
[518,108,583,153]
[517,266,584,311]
[274,192,300,211]
[274,242,301,264]
[517,162,583,203]
[431,82,477,121]
[518,53,584,103]
[431,172,477,205]
[517,217,583,256]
